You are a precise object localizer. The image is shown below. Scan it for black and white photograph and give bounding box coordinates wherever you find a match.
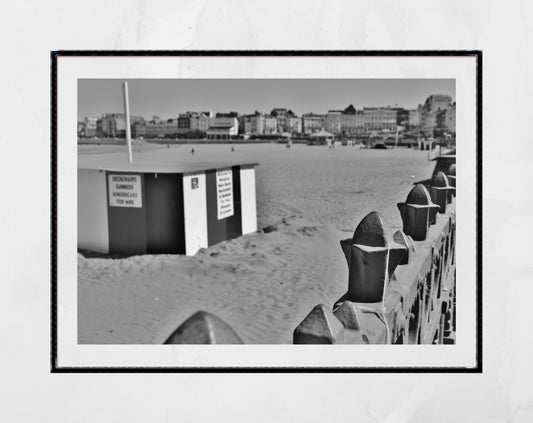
[53,53,479,370]
[76,78,458,347]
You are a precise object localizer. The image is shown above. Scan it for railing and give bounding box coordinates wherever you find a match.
[428,145,454,161]
[163,163,457,345]
[293,165,457,345]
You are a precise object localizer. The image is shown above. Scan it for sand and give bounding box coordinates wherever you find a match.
[78,143,435,344]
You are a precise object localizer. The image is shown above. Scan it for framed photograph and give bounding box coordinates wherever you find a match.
[52,51,481,372]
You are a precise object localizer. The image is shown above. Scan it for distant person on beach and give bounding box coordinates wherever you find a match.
[191,148,195,155]
[231,146,234,152]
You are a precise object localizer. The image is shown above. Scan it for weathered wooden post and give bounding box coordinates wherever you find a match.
[397,184,440,241]
[164,311,243,344]
[430,171,455,213]
[442,298,453,338]
[333,301,363,330]
[293,304,345,344]
[340,211,407,303]
[446,163,456,191]
[438,313,445,344]
[392,229,416,265]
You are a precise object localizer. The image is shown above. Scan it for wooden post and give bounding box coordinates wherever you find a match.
[293,304,345,344]
[430,171,454,213]
[340,211,407,303]
[391,229,415,265]
[164,311,243,344]
[447,163,456,191]
[438,314,445,344]
[333,301,363,330]
[123,81,133,164]
[397,184,440,241]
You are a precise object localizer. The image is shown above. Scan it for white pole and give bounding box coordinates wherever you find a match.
[123,81,133,164]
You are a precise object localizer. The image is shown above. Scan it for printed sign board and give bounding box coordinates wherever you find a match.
[216,169,234,219]
[191,177,199,189]
[108,174,142,208]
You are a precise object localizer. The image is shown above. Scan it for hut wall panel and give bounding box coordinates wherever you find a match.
[183,172,208,255]
[106,172,147,255]
[227,166,243,239]
[205,167,242,247]
[78,169,109,253]
[239,166,257,234]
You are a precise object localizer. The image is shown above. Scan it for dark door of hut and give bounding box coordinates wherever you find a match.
[144,173,186,254]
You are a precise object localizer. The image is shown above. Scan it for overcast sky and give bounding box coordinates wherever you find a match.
[78,79,455,120]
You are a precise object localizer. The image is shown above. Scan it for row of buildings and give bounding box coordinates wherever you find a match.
[78,95,456,140]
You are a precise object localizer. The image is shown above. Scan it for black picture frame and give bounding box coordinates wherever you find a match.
[51,50,482,373]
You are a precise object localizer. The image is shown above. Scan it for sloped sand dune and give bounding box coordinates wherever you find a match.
[78,143,435,344]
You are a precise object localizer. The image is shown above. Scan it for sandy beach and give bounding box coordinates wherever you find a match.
[78,143,435,344]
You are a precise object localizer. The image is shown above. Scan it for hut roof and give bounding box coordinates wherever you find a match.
[78,151,258,174]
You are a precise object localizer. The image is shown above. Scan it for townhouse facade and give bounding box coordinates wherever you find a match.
[100,113,145,138]
[302,113,327,134]
[419,94,453,136]
[363,107,397,132]
[325,110,342,134]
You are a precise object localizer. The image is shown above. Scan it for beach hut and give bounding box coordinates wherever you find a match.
[78,156,258,256]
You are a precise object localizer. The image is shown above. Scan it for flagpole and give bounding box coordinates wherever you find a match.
[123,81,133,164]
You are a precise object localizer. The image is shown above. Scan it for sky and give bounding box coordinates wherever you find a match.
[78,79,455,120]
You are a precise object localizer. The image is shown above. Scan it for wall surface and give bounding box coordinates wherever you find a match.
[240,165,258,234]
[106,171,147,255]
[77,169,108,253]
[205,166,242,246]
[183,171,208,255]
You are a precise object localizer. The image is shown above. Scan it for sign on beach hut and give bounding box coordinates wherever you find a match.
[78,157,258,256]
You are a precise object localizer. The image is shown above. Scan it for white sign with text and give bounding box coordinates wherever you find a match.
[108,174,142,208]
[216,169,234,219]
